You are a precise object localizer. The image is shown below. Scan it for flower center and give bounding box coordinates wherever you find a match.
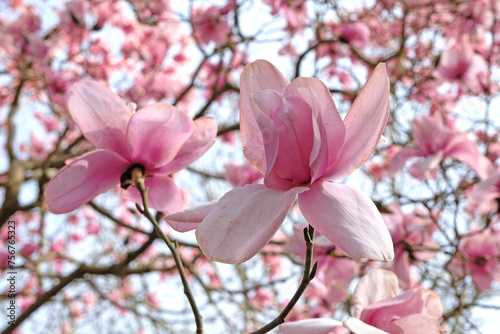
[120,164,146,189]
[474,256,487,266]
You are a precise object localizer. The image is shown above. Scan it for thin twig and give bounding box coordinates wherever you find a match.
[250,225,318,334]
[134,176,204,334]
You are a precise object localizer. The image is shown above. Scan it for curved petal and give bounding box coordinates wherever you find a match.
[279,319,343,334]
[240,60,289,174]
[154,117,218,175]
[268,95,314,185]
[196,184,307,263]
[343,317,389,334]
[408,151,443,180]
[164,200,218,232]
[389,147,424,172]
[286,78,346,169]
[123,175,183,213]
[68,80,132,156]
[352,269,399,318]
[126,103,194,168]
[249,91,292,190]
[298,181,394,261]
[391,314,443,334]
[445,139,494,179]
[45,150,129,214]
[324,63,390,181]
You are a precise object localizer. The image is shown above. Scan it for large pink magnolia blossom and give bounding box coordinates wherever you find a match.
[280,269,444,334]
[390,113,493,180]
[44,80,217,214]
[166,60,394,264]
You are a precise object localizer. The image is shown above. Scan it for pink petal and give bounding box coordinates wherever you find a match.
[360,288,443,331]
[249,91,292,190]
[352,269,399,318]
[411,114,444,154]
[240,60,289,174]
[389,147,423,172]
[285,78,346,171]
[298,181,394,261]
[45,150,129,214]
[196,184,307,263]
[164,200,218,232]
[445,139,494,179]
[268,95,314,185]
[123,175,183,213]
[68,80,132,157]
[126,103,194,168]
[391,314,443,334]
[408,151,443,180]
[279,319,343,334]
[154,117,218,175]
[324,63,390,181]
[343,317,389,334]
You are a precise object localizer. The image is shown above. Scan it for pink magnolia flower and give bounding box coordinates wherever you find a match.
[390,113,493,180]
[346,269,444,334]
[307,255,359,306]
[221,162,263,187]
[192,5,231,46]
[340,23,371,48]
[382,205,438,289]
[44,80,217,214]
[448,228,500,291]
[280,269,444,334]
[466,166,500,214]
[166,60,394,264]
[435,39,488,93]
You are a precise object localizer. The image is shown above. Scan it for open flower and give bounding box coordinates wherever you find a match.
[448,228,500,291]
[390,113,493,180]
[280,269,444,334]
[44,80,217,214]
[166,60,393,264]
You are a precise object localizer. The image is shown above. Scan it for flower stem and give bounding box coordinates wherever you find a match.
[250,225,317,334]
[134,177,204,334]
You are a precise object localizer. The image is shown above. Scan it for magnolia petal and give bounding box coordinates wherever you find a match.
[240,60,289,174]
[343,317,389,334]
[408,151,443,180]
[286,78,346,168]
[325,63,390,181]
[164,200,219,232]
[391,314,443,334]
[123,175,183,213]
[389,147,423,172]
[269,95,314,185]
[352,269,399,318]
[126,103,193,168]
[298,181,394,261]
[446,139,494,179]
[45,150,129,214]
[295,87,330,183]
[155,117,218,175]
[196,184,307,263]
[412,114,444,154]
[279,319,343,334]
[249,92,292,190]
[68,80,132,156]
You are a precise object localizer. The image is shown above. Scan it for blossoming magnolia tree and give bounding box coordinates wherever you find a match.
[1,0,500,333]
